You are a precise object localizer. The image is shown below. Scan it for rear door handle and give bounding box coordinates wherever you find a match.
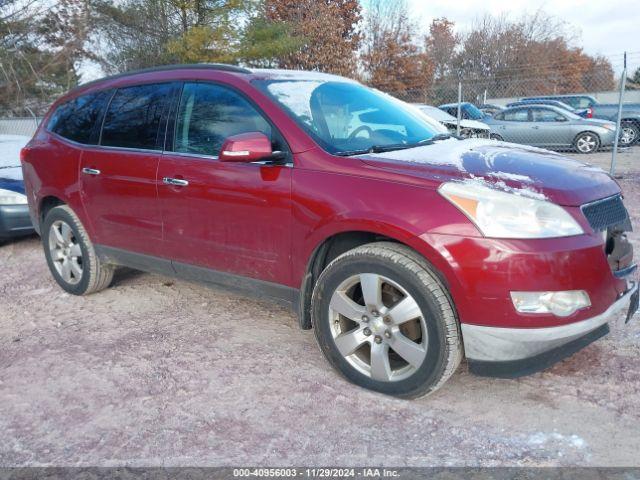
[163,177,189,187]
[82,167,101,175]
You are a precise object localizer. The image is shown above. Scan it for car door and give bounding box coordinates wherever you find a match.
[492,108,530,143]
[79,82,176,257]
[529,107,571,148]
[157,81,293,286]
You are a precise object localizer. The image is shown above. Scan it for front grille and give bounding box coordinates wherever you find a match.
[581,195,629,232]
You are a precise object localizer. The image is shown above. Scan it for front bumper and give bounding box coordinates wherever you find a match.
[0,204,34,239]
[463,281,638,377]
[599,128,617,147]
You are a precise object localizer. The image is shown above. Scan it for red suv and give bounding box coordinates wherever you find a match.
[21,64,638,397]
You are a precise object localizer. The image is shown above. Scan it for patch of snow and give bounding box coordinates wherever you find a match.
[252,69,354,83]
[466,174,548,201]
[0,166,23,180]
[0,134,30,169]
[528,432,587,450]
[487,171,534,183]
[266,80,323,127]
[371,137,499,171]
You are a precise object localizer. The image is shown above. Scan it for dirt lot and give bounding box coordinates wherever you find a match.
[1,147,639,467]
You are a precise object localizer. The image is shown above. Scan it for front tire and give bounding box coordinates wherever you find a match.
[42,205,114,295]
[573,132,600,154]
[311,242,462,398]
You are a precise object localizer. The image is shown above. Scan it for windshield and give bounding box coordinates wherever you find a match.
[254,79,440,155]
[561,109,581,120]
[464,103,486,120]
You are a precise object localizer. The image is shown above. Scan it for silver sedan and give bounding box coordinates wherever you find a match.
[483,105,617,153]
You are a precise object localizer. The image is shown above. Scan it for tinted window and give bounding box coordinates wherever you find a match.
[502,109,529,121]
[48,91,111,144]
[174,83,272,156]
[101,83,173,150]
[531,108,565,122]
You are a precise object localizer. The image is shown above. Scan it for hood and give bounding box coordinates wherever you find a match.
[459,119,489,130]
[358,138,619,206]
[581,118,616,127]
[442,119,489,130]
[0,166,25,194]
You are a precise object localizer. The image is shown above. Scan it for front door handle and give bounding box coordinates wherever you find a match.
[82,167,101,175]
[163,177,189,187]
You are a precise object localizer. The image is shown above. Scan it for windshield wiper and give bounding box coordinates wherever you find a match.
[334,134,457,157]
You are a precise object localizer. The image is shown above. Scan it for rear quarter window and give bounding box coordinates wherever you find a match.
[47,91,112,144]
[100,83,173,150]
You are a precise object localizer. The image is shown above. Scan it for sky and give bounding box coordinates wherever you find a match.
[79,0,640,82]
[405,0,640,73]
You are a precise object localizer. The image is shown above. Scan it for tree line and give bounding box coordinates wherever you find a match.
[0,0,623,115]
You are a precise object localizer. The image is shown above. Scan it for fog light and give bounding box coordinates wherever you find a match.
[510,290,591,317]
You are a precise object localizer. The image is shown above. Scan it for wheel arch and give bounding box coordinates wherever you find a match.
[573,130,601,152]
[38,195,66,232]
[297,227,460,330]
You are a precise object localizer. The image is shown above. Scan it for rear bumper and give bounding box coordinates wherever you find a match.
[0,204,35,239]
[463,281,637,377]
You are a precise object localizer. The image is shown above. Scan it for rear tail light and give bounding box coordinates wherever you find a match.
[20,147,28,163]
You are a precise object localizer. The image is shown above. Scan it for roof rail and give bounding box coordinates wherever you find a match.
[73,63,252,92]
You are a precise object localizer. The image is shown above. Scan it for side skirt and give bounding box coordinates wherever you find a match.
[95,245,300,311]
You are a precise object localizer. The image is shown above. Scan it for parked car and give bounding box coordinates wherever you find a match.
[477,104,505,116]
[21,64,637,398]
[414,104,490,138]
[0,135,34,240]
[438,102,488,121]
[522,94,640,146]
[506,99,590,118]
[483,105,617,153]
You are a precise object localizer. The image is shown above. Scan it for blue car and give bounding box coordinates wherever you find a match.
[0,135,34,240]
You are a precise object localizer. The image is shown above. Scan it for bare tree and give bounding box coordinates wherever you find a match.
[360,0,432,97]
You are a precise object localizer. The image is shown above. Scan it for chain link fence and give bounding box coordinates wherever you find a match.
[379,63,640,176]
[1,63,639,175]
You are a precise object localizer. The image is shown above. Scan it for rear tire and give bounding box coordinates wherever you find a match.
[573,132,600,154]
[42,205,114,295]
[311,242,462,398]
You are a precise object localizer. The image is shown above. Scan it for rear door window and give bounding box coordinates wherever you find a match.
[531,108,565,122]
[48,91,112,144]
[101,83,173,150]
[502,109,529,121]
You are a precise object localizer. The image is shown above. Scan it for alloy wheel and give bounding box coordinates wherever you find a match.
[576,134,598,153]
[328,273,428,382]
[48,220,83,285]
[620,125,637,146]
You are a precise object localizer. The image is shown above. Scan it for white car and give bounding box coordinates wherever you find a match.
[414,104,490,138]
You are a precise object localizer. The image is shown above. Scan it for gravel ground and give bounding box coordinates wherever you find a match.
[0,147,639,467]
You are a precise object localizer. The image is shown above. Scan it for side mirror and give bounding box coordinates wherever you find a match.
[219,132,283,163]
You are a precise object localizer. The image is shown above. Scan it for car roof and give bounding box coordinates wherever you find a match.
[522,94,595,100]
[501,104,568,113]
[60,64,355,104]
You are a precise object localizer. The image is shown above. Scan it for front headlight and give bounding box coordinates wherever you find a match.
[0,188,28,205]
[439,181,584,239]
